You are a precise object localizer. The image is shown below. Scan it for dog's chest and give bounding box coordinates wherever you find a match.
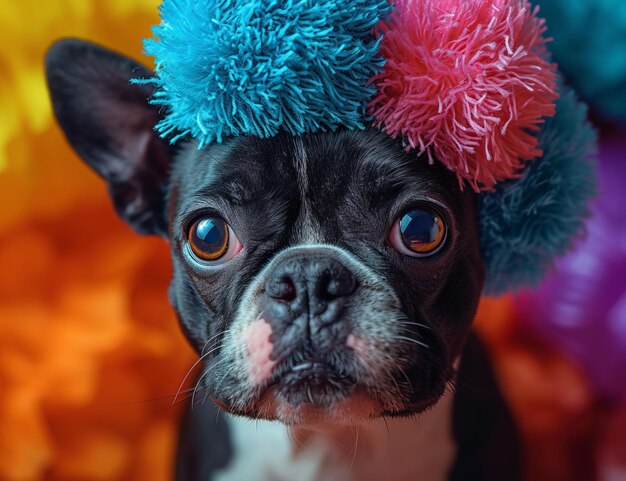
[213,391,457,481]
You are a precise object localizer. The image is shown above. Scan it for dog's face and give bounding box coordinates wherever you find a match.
[46,40,484,425]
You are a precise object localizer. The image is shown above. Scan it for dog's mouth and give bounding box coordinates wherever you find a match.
[267,360,357,407]
[210,321,452,425]
[212,353,449,425]
[231,352,374,425]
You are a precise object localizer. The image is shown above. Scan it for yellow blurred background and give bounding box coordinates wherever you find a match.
[0,2,622,481]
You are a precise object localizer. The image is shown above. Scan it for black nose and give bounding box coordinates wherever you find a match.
[265,256,357,302]
[263,255,357,339]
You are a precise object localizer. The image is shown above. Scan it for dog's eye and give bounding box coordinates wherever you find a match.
[188,216,242,262]
[389,207,447,257]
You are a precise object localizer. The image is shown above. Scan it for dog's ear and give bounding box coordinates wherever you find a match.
[45,38,173,236]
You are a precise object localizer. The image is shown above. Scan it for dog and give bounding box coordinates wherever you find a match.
[46,39,521,481]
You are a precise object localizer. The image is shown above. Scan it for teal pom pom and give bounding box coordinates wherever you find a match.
[479,85,597,295]
[140,0,392,145]
[538,0,626,121]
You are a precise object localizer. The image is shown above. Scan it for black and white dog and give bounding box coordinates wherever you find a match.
[46,39,520,481]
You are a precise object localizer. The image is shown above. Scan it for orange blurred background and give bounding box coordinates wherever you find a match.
[0,3,195,480]
[0,2,623,481]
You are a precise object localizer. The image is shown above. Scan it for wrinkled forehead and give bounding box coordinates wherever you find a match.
[171,128,467,234]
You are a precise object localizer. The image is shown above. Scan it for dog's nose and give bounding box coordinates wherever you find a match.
[263,255,357,332]
[265,256,357,302]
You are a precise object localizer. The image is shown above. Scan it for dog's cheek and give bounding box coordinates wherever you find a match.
[243,319,276,386]
[426,270,483,362]
[168,267,222,352]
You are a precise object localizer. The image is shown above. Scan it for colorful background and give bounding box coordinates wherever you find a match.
[0,1,624,480]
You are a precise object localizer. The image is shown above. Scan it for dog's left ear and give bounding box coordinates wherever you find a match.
[45,38,173,236]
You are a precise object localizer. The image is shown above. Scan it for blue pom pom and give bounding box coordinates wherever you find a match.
[139,0,392,145]
[538,0,626,122]
[479,84,597,295]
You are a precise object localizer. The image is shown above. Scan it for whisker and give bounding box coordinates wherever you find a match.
[349,425,360,472]
[354,349,407,410]
[382,415,391,440]
[113,388,196,407]
[192,356,230,408]
[393,335,430,349]
[201,330,227,356]
[171,392,196,407]
[287,427,308,452]
[395,320,432,331]
[173,340,225,406]
[215,363,238,395]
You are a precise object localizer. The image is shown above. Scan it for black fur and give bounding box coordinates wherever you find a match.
[451,333,522,481]
[164,128,483,416]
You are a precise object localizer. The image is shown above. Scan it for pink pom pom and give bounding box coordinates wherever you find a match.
[368,0,558,191]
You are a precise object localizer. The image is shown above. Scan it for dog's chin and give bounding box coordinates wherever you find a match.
[233,388,383,426]
[212,386,445,426]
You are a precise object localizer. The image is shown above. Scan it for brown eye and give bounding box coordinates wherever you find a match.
[188,216,240,262]
[389,208,447,257]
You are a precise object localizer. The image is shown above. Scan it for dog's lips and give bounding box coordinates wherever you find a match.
[256,359,356,408]
[209,356,449,424]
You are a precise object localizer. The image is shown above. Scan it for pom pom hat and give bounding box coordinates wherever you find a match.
[369,0,558,190]
[479,83,597,295]
[141,0,596,293]
[142,0,392,144]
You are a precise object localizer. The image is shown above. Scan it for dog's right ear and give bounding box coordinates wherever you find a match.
[45,38,173,236]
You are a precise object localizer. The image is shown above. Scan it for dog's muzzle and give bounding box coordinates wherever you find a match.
[256,252,358,405]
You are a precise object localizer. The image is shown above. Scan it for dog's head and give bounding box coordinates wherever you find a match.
[46,39,484,425]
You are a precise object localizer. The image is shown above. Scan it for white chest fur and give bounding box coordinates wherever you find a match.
[213,390,457,481]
